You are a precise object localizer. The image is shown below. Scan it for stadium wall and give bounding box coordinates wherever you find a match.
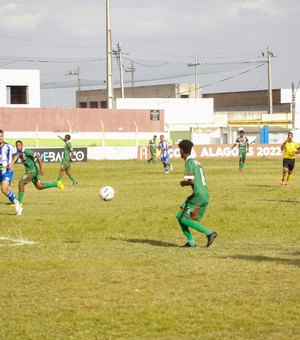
[86,144,284,160]
[0,107,164,132]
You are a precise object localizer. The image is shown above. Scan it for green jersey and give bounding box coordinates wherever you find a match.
[235,136,249,151]
[184,156,209,204]
[148,139,156,154]
[63,141,73,162]
[19,148,39,172]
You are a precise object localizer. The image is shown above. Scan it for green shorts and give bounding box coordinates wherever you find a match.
[60,161,71,171]
[179,195,208,221]
[239,149,247,159]
[20,169,41,185]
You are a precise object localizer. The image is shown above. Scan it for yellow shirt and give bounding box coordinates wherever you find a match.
[283,141,299,159]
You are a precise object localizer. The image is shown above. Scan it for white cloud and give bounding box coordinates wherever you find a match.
[0,2,46,31]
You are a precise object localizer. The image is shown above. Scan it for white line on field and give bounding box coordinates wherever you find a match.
[0,236,37,247]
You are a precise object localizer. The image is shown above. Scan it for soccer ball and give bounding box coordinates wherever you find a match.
[99,185,115,201]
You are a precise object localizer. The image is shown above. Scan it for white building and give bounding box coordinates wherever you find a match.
[0,69,40,108]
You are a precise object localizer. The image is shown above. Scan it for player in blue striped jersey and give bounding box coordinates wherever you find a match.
[0,130,23,215]
[158,135,173,174]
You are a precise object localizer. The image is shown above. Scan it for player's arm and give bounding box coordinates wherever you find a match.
[7,153,20,170]
[281,140,287,151]
[231,143,237,150]
[57,135,65,142]
[70,149,75,161]
[180,179,193,187]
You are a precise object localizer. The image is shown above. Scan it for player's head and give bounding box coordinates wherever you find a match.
[239,129,244,135]
[0,129,3,144]
[178,139,194,158]
[287,131,293,141]
[160,134,164,141]
[153,135,157,140]
[15,140,23,152]
[65,134,71,141]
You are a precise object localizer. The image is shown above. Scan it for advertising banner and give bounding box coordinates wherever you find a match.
[138,144,284,160]
[30,147,87,162]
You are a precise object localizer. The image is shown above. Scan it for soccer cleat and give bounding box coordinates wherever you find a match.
[283,182,289,188]
[207,231,218,248]
[180,242,196,248]
[72,181,78,186]
[14,201,23,216]
[16,206,23,216]
[57,180,65,191]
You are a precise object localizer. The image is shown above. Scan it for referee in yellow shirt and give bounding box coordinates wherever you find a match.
[280,131,300,187]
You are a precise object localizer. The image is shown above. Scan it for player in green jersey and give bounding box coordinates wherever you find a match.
[231,129,249,172]
[147,135,157,164]
[57,134,78,186]
[8,141,65,214]
[176,139,218,248]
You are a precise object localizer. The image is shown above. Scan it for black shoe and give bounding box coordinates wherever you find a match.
[180,242,196,248]
[72,181,78,186]
[207,232,218,248]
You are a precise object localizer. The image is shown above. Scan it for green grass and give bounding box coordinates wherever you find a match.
[5,138,152,147]
[0,158,299,339]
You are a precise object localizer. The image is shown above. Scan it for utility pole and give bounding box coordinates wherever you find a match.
[292,82,296,129]
[125,61,135,88]
[187,56,200,98]
[262,46,274,114]
[113,41,125,98]
[65,66,80,91]
[106,0,114,109]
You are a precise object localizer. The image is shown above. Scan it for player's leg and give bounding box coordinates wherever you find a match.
[285,160,295,187]
[1,179,18,205]
[150,152,156,164]
[165,155,173,171]
[17,171,34,204]
[65,167,78,185]
[176,209,196,247]
[239,150,245,171]
[242,152,246,168]
[57,162,66,181]
[281,159,288,185]
[34,180,59,190]
[0,171,21,214]
[161,156,169,173]
[180,201,218,247]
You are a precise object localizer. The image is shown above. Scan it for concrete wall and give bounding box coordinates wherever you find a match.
[0,107,165,132]
[0,69,40,108]
[76,83,198,107]
[116,98,214,129]
[203,89,282,106]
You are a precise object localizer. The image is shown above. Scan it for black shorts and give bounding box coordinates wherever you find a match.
[283,158,295,172]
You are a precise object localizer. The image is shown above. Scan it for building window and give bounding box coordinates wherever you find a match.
[79,102,87,108]
[180,94,189,98]
[90,101,98,108]
[100,101,107,108]
[6,86,28,104]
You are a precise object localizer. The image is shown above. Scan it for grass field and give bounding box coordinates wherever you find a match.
[0,158,299,339]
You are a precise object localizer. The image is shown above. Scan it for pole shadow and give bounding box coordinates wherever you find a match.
[222,254,300,268]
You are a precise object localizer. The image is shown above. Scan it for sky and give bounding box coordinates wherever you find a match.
[0,0,299,107]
